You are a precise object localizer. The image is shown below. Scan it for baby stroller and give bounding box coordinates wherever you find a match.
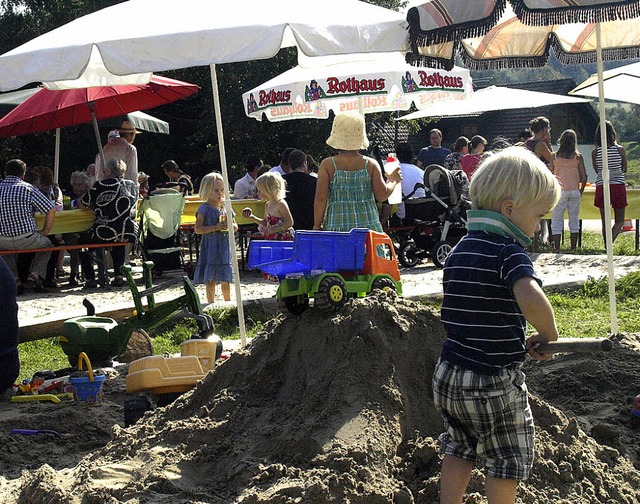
[138,188,186,277]
[397,165,470,268]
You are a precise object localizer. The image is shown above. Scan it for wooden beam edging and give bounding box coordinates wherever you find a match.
[18,297,281,344]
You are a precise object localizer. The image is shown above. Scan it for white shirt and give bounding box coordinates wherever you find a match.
[95,137,138,187]
[269,165,285,176]
[397,162,425,219]
[233,173,257,199]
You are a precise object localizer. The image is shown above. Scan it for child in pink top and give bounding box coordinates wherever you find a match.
[550,129,587,252]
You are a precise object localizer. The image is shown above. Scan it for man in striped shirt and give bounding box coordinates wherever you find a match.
[0,159,55,294]
[432,147,561,504]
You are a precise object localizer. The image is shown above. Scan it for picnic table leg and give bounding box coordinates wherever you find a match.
[95,247,107,287]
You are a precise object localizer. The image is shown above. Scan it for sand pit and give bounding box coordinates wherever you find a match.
[2,293,640,503]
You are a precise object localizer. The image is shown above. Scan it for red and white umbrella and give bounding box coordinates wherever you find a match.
[0,74,199,168]
[0,75,198,137]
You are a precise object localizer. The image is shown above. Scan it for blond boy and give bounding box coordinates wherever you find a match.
[433,146,561,504]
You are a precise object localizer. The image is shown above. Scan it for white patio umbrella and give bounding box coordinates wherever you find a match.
[242,52,472,121]
[405,0,640,334]
[398,85,592,120]
[570,60,640,105]
[0,0,410,345]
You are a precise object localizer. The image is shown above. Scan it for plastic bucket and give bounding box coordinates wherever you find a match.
[70,352,105,406]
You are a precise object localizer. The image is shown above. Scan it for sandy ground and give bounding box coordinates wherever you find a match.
[2,250,639,503]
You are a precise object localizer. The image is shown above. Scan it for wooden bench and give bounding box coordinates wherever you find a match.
[0,241,129,287]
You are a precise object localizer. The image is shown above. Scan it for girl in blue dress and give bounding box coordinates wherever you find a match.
[193,172,238,303]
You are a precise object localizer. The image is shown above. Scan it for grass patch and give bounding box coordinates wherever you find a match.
[537,229,639,255]
[17,304,276,382]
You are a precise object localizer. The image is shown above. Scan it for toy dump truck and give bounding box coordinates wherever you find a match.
[248,229,402,314]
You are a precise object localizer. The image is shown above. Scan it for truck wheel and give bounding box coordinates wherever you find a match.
[432,241,453,269]
[399,240,420,267]
[371,277,396,293]
[315,276,348,312]
[284,295,310,315]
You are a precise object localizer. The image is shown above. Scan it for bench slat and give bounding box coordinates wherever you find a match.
[0,242,129,256]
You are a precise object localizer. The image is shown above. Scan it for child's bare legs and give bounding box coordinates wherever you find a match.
[440,455,517,504]
[440,455,472,504]
[221,282,231,302]
[485,476,517,504]
[205,281,217,303]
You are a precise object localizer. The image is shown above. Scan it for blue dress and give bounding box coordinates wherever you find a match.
[193,203,234,284]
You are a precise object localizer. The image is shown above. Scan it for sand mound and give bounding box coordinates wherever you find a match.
[2,294,640,503]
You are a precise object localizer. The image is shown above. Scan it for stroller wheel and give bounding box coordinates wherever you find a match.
[399,240,420,268]
[432,241,453,269]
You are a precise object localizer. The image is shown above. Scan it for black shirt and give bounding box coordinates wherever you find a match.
[283,171,317,231]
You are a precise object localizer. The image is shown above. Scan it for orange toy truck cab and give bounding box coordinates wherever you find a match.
[363,230,402,282]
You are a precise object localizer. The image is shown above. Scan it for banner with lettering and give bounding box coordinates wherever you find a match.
[242,52,472,121]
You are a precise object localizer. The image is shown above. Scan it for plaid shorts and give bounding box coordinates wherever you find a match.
[432,358,535,480]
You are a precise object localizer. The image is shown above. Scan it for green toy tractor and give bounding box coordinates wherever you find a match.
[59,261,215,366]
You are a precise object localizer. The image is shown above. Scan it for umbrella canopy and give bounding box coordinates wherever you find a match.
[0,75,198,138]
[405,0,640,333]
[570,60,640,105]
[0,0,410,347]
[0,0,409,92]
[242,52,472,121]
[398,85,592,120]
[0,87,170,133]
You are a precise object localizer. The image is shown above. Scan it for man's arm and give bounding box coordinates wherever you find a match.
[41,207,56,236]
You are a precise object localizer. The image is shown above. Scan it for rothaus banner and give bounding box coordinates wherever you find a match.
[242,53,472,122]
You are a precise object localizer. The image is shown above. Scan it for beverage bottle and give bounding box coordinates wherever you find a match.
[384,152,403,205]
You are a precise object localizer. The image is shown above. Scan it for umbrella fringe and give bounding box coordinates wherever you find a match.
[407,1,506,46]
[405,53,455,72]
[407,31,640,71]
[554,45,640,66]
[510,0,640,25]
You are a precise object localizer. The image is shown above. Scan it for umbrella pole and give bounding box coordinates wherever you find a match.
[54,128,60,185]
[210,63,247,347]
[89,105,106,169]
[596,23,618,334]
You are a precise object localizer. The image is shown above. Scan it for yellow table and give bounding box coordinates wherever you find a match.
[182,198,265,226]
[35,209,94,235]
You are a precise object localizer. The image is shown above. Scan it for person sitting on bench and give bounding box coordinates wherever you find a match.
[78,158,138,289]
[0,159,55,295]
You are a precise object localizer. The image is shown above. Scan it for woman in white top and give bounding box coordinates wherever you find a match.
[591,120,627,246]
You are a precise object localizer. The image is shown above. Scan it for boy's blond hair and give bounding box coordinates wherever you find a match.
[256,171,286,201]
[470,146,560,211]
[198,171,224,201]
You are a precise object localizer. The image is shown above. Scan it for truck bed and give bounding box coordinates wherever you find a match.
[248,229,369,279]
